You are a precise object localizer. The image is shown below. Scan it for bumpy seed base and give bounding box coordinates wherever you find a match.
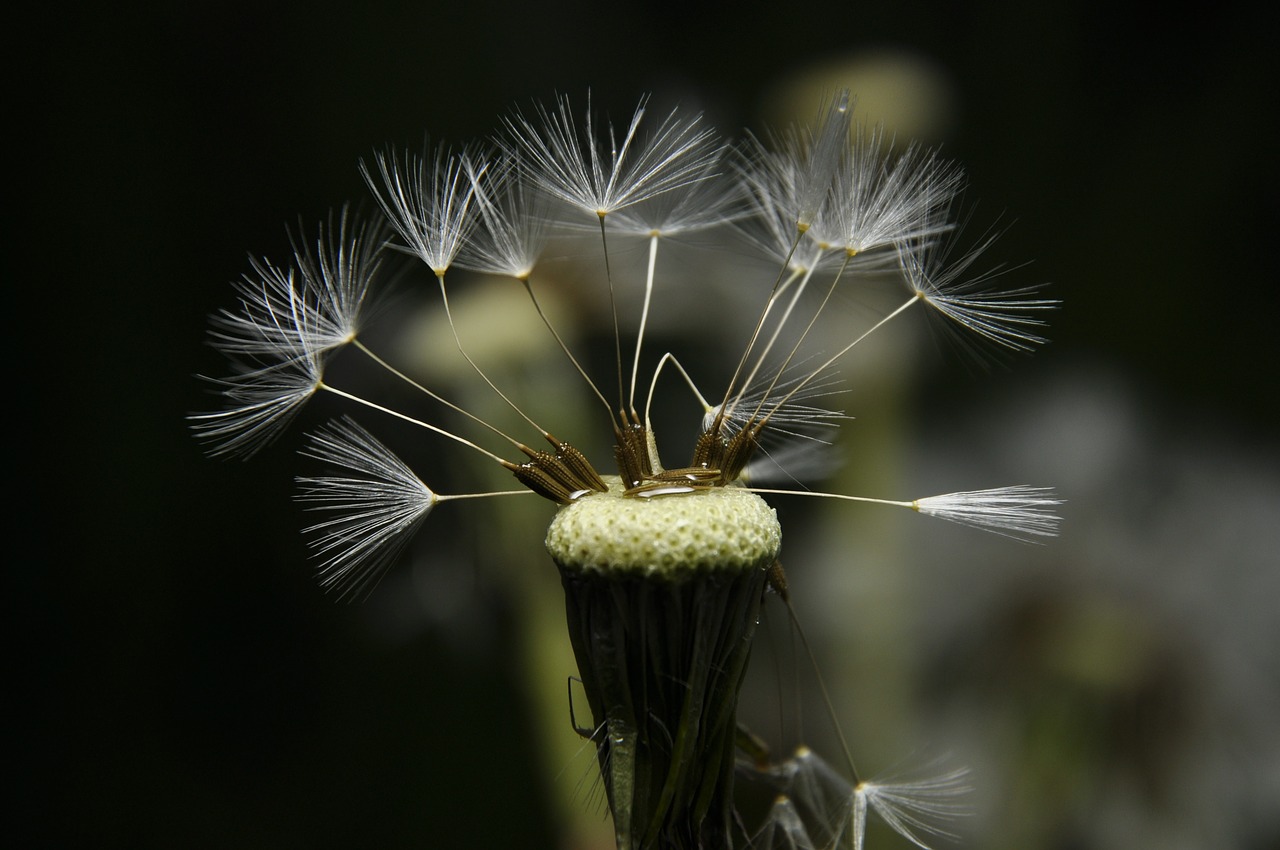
[545,476,781,575]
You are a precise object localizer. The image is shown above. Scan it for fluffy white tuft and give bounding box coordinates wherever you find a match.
[750,747,972,850]
[898,230,1057,354]
[297,417,437,600]
[361,142,482,274]
[207,209,383,359]
[502,92,722,218]
[190,338,322,458]
[915,485,1062,540]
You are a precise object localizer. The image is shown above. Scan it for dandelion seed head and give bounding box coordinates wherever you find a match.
[545,478,780,574]
[198,87,1059,849]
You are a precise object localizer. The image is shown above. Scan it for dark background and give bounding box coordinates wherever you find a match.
[19,2,1276,847]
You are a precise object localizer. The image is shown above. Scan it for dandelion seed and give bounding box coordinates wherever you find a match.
[298,417,533,600]
[854,765,974,850]
[751,747,972,850]
[738,440,842,488]
[790,89,854,231]
[733,142,831,273]
[703,366,848,443]
[607,151,745,237]
[503,92,722,219]
[290,210,385,348]
[210,210,384,359]
[913,485,1063,540]
[192,212,385,458]
[205,256,306,359]
[746,485,1061,541]
[190,337,322,457]
[809,124,963,256]
[899,229,1057,353]
[456,154,554,280]
[771,747,857,847]
[298,417,439,600]
[361,142,482,275]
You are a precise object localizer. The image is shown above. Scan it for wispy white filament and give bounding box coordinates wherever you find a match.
[854,766,975,850]
[297,417,438,600]
[809,125,963,255]
[753,747,972,850]
[737,441,842,488]
[733,142,830,273]
[608,153,744,237]
[190,338,322,458]
[704,366,848,443]
[914,485,1063,539]
[747,485,1061,540]
[750,796,818,850]
[503,93,722,218]
[206,257,304,358]
[899,229,1058,353]
[791,90,853,230]
[287,210,385,351]
[193,212,391,458]
[361,143,481,274]
[456,155,553,280]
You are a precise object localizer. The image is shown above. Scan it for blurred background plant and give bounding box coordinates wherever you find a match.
[18,2,1276,848]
